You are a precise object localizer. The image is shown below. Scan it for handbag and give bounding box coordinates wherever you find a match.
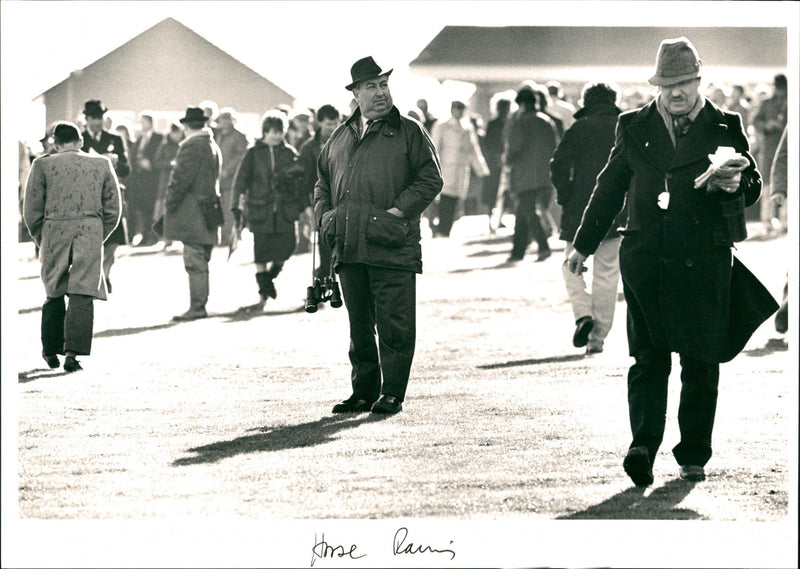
[198,193,225,231]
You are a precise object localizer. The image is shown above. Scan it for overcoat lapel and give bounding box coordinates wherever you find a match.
[627,102,674,173]
[670,103,730,170]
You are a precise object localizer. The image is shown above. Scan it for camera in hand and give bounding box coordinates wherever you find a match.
[305,275,343,313]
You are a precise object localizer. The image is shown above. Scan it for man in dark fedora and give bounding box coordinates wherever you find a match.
[567,37,776,485]
[81,99,130,293]
[315,56,443,414]
[163,107,222,321]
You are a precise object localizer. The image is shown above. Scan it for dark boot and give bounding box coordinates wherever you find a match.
[255,271,274,300]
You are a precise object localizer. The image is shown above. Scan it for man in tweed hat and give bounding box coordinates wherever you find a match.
[567,37,775,486]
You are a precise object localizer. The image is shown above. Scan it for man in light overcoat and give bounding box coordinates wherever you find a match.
[24,122,121,372]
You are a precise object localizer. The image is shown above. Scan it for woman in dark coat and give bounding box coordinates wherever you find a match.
[232,110,305,311]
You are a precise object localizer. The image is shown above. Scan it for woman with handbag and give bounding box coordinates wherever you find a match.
[232,110,304,312]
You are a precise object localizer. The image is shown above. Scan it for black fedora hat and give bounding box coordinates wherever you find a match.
[178,107,208,124]
[83,100,108,118]
[346,56,393,91]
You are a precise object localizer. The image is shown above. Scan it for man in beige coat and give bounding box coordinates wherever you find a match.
[24,122,121,372]
[430,100,489,237]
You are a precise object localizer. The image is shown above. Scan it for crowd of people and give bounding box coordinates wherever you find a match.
[20,38,787,487]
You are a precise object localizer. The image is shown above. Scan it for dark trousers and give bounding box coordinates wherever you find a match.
[511,189,550,258]
[41,294,94,356]
[627,348,720,467]
[338,264,416,401]
[436,195,459,237]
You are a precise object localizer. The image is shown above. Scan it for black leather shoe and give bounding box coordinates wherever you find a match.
[371,395,403,414]
[63,356,83,373]
[332,396,375,414]
[535,248,552,262]
[623,446,654,487]
[42,352,60,369]
[572,316,594,347]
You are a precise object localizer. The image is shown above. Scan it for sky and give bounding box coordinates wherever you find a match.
[2,1,798,567]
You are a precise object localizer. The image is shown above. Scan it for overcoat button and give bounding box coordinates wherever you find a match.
[685,259,693,267]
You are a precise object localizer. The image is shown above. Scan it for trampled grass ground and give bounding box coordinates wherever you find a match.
[6,217,796,567]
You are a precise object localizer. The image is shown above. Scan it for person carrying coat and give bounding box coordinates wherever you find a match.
[164,107,223,322]
[567,37,777,486]
[315,56,443,415]
[550,81,626,355]
[232,110,305,312]
[24,122,121,372]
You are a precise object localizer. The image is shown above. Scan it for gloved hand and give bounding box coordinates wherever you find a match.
[232,208,244,228]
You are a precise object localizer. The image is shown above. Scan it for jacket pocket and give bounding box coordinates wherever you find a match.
[365,207,410,248]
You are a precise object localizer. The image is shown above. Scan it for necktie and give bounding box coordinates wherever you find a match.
[673,114,691,138]
[362,119,374,139]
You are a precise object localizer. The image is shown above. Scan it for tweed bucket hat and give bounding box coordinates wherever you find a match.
[648,37,702,87]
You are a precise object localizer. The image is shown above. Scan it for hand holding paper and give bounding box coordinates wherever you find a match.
[694,146,748,193]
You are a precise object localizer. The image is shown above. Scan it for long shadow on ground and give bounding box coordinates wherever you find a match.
[558,479,702,520]
[19,368,71,383]
[743,337,788,357]
[478,354,586,369]
[172,414,389,466]
[94,322,177,338]
[219,305,306,323]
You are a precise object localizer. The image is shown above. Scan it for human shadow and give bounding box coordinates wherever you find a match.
[448,260,521,275]
[219,305,306,322]
[94,322,177,338]
[558,478,701,520]
[478,353,587,370]
[461,235,512,247]
[18,306,42,315]
[466,248,510,259]
[19,368,70,383]
[744,337,788,357]
[172,413,389,466]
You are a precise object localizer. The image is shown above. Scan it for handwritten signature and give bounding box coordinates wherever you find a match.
[310,527,456,566]
[393,527,456,560]
[310,533,365,567]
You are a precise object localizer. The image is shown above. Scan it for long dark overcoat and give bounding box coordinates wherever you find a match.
[573,99,772,363]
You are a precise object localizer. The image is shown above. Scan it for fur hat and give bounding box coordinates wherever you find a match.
[649,37,702,87]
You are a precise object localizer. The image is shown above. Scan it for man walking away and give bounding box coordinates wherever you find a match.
[24,122,121,372]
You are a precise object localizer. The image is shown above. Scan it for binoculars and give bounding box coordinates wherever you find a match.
[305,275,343,313]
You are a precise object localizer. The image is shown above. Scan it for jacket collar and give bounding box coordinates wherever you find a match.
[627,100,729,171]
[573,103,621,120]
[345,106,402,132]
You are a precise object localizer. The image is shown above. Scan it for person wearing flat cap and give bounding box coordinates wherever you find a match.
[81,99,130,293]
[163,107,223,322]
[315,56,443,415]
[567,37,777,486]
